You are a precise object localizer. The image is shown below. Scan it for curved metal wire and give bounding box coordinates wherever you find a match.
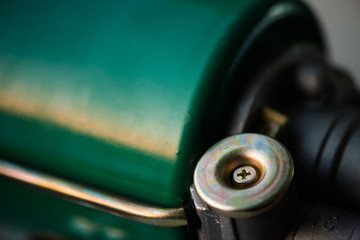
[0,159,187,227]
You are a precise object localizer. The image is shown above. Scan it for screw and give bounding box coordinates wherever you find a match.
[233,166,256,185]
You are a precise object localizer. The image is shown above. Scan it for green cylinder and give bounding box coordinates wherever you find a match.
[0,0,323,238]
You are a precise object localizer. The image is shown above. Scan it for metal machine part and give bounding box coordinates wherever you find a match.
[0,159,187,227]
[1,0,360,240]
[0,0,325,238]
[192,134,297,240]
[190,186,237,240]
[286,205,360,240]
[189,37,360,239]
[279,106,360,210]
[232,165,257,185]
[193,134,293,218]
[192,133,360,240]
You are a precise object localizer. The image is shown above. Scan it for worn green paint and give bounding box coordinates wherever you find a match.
[0,0,323,238]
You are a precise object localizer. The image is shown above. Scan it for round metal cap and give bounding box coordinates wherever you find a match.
[193,133,293,218]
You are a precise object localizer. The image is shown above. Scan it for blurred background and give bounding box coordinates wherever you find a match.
[305,0,360,89]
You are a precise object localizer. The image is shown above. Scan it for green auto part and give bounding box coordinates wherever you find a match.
[0,0,323,239]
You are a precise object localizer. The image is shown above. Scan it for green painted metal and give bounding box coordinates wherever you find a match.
[0,178,184,240]
[0,0,323,238]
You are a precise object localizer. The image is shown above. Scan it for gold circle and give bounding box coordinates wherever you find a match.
[193,133,293,218]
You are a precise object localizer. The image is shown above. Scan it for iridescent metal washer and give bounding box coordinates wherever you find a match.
[193,133,293,218]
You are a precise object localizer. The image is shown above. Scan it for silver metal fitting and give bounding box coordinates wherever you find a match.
[193,133,293,218]
[233,166,257,185]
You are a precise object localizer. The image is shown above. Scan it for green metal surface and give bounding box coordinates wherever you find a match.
[0,178,183,240]
[0,0,323,238]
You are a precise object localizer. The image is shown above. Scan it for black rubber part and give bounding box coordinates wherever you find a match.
[182,199,201,232]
